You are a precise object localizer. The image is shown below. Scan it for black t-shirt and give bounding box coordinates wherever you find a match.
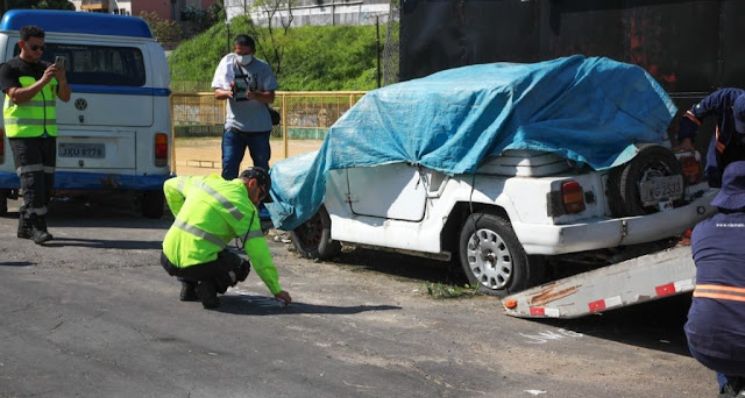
[0,56,51,94]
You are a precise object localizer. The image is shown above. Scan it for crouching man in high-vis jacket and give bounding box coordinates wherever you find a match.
[160,167,292,309]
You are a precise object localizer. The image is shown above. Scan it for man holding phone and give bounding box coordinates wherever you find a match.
[0,25,71,244]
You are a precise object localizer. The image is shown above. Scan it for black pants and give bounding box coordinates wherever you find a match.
[160,250,250,294]
[9,137,56,219]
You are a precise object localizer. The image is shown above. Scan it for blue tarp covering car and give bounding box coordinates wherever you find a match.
[267,55,678,231]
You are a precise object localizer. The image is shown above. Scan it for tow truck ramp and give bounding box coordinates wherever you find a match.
[502,245,695,319]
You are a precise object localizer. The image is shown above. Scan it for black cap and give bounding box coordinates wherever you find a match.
[240,167,272,203]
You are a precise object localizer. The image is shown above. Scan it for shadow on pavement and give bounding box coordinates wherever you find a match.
[42,238,163,250]
[0,261,35,267]
[5,197,171,230]
[323,248,695,357]
[529,294,694,357]
[216,293,401,316]
[332,247,467,285]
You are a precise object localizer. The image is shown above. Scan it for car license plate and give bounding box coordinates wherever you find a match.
[58,143,105,159]
[639,175,684,205]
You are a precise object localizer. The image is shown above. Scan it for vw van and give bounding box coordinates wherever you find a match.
[0,10,172,218]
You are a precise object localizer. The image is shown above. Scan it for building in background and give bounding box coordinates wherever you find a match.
[72,0,215,20]
[225,0,390,26]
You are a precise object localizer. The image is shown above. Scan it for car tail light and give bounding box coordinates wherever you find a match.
[154,132,168,167]
[676,150,702,185]
[0,128,4,164]
[561,180,585,214]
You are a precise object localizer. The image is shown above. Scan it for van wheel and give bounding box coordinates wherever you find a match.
[607,145,683,217]
[141,191,165,219]
[458,213,543,297]
[291,206,341,260]
[0,190,7,216]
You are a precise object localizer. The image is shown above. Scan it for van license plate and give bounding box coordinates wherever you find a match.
[58,143,105,159]
[639,175,684,205]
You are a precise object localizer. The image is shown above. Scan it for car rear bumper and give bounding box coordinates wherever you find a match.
[0,171,171,191]
[514,190,717,255]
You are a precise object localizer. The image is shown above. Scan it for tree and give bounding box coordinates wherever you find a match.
[0,0,74,15]
[139,10,182,49]
[253,0,295,77]
[180,0,225,39]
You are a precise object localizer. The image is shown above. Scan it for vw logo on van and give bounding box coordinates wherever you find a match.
[74,98,88,111]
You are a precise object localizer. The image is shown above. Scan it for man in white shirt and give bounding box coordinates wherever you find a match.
[212,35,278,181]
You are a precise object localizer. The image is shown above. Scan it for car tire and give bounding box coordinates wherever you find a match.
[291,205,341,260]
[0,190,7,217]
[142,190,165,219]
[458,213,544,297]
[607,145,683,217]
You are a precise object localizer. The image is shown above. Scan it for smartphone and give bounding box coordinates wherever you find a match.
[54,56,65,69]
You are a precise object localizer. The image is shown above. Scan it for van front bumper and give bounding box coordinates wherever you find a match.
[0,171,171,191]
[513,190,717,255]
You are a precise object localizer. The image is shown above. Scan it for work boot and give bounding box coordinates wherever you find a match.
[179,281,198,302]
[17,216,31,239]
[29,215,52,245]
[196,281,220,309]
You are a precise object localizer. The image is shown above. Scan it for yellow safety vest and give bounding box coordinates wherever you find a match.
[3,75,58,138]
[162,174,282,295]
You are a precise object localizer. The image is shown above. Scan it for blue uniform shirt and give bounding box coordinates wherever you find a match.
[686,211,745,359]
[678,88,745,187]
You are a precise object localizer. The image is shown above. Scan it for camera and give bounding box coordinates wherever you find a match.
[231,73,256,102]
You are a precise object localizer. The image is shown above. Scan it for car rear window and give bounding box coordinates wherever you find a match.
[15,43,146,86]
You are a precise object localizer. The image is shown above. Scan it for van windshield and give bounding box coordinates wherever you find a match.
[15,43,147,86]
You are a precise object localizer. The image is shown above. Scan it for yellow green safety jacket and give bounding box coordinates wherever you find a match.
[3,75,58,138]
[162,174,282,295]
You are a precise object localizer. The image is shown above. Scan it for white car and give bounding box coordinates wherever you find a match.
[290,144,714,296]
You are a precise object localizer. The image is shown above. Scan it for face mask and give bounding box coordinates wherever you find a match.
[238,54,253,65]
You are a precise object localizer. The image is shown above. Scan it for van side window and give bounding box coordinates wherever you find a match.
[14,43,146,86]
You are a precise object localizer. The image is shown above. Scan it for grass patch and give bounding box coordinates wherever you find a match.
[425,282,480,299]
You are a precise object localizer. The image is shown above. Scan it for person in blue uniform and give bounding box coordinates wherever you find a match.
[677,88,745,188]
[686,160,745,397]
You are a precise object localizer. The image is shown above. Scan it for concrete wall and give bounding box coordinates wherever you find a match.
[225,0,391,26]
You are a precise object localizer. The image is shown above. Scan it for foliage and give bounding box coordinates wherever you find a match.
[179,0,225,39]
[252,0,296,76]
[1,0,74,13]
[425,282,480,299]
[169,16,382,91]
[139,11,182,49]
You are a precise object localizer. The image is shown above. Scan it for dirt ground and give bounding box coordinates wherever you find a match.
[174,137,323,176]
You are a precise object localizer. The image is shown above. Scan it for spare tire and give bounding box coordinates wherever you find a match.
[607,145,683,217]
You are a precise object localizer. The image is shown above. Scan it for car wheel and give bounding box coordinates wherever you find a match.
[458,213,543,297]
[142,190,165,219]
[0,190,7,216]
[291,205,341,260]
[607,145,683,217]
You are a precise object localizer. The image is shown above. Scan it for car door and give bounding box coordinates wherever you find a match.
[346,163,427,222]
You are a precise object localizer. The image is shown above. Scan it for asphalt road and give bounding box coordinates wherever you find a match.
[0,197,714,398]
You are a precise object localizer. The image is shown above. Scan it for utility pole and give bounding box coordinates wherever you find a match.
[375,15,381,88]
[226,21,231,53]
